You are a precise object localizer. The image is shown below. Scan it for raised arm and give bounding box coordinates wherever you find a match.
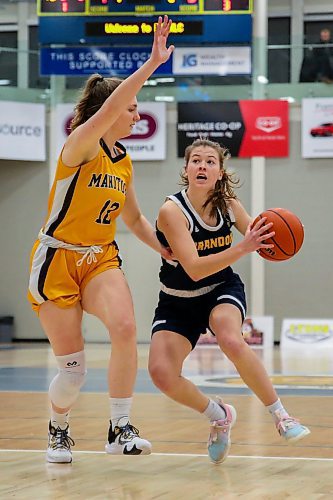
[63,16,174,166]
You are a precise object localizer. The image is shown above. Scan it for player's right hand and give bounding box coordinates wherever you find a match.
[243,217,275,253]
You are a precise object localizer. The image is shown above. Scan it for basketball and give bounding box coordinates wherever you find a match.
[253,208,304,262]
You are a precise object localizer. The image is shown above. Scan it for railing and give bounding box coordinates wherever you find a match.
[0,43,332,104]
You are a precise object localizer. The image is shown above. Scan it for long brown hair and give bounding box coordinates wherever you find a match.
[70,74,123,131]
[180,138,239,217]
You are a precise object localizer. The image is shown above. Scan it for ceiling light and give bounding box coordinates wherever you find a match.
[155,96,175,102]
[257,75,268,84]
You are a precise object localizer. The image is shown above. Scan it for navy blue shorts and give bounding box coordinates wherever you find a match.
[151,274,247,350]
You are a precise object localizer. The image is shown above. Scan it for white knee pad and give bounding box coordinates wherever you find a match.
[49,350,87,409]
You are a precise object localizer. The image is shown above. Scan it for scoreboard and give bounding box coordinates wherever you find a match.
[38,0,253,16]
[38,0,252,45]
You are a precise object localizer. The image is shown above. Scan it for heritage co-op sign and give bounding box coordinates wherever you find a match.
[177,101,289,158]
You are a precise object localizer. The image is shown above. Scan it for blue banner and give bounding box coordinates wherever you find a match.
[40,47,172,76]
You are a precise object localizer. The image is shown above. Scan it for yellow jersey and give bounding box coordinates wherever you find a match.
[42,141,132,246]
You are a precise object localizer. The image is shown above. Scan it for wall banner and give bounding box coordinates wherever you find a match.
[173,46,251,76]
[198,316,274,349]
[281,318,333,348]
[121,102,166,160]
[55,102,166,162]
[302,98,333,158]
[0,101,46,161]
[177,100,289,158]
[40,47,172,76]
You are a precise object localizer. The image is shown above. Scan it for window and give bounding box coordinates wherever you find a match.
[0,31,18,86]
[29,26,50,89]
[268,17,291,83]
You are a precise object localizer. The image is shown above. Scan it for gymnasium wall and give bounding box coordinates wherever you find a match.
[1,0,333,342]
[0,104,331,342]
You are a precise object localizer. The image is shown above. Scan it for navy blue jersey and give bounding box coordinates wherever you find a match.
[156,189,237,291]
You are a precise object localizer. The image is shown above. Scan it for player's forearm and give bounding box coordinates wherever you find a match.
[104,58,159,117]
[128,214,161,253]
[183,243,249,282]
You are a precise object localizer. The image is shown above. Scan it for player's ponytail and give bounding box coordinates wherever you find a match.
[70,74,123,131]
[203,168,239,217]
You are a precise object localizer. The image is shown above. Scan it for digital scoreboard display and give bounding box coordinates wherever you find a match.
[38,0,252,45]
[38,0,253,16]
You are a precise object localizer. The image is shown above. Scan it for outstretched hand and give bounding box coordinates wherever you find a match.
[150,15,175,66]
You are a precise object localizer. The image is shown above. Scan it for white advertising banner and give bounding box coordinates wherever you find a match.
[302,98,333,158]
[55,103,75,159]
[198,315,274,349]
[281,318,333,349]
[0,101,46,161]
[173,46,251,76]
[121,102,166,160]
[242,315,274,349]
[55,101,166,162]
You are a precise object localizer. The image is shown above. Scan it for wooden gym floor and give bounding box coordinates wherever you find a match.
[0,343,332,499]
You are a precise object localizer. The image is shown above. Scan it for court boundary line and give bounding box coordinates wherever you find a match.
[0,449,332,462]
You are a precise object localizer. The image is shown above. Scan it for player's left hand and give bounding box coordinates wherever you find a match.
[150,15,175,65]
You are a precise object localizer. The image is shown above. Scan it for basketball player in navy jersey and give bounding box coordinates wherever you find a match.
[148,138,310,464]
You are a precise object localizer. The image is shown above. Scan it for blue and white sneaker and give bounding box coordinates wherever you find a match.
[208,399,237,464]
[275,412,310,443]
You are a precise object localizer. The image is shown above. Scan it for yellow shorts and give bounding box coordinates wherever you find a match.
[27,240,122,314]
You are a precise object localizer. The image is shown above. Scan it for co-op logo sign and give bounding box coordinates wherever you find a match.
[256,117,282,133]
[64,113,157,140]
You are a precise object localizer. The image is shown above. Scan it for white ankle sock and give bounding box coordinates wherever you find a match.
[267,399,289,422]
[110,397,132,428]
[51,410,69,430]
[203,399,226,422]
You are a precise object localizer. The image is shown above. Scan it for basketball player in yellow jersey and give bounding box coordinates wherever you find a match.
[27,16,174,464]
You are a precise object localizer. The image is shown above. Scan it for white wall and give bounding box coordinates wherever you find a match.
[1,0,333,342]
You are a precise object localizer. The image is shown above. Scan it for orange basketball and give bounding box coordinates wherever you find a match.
[253,208,304,262]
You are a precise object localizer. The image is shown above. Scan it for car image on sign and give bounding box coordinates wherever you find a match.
[310,122,333,137]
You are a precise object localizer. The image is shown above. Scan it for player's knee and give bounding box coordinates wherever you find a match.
[49,368,87,408]
[109,318,136,344]
[49,350,87,409]
[149,363,174,393]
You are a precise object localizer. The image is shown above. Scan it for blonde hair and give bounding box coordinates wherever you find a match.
[70,74,123,131]
[180,138,239,217]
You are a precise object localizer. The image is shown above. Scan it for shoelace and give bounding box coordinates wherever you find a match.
[276,416,300,433]
[50,427,75,451]
[209,418,230,444]
[118,423,140,441]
